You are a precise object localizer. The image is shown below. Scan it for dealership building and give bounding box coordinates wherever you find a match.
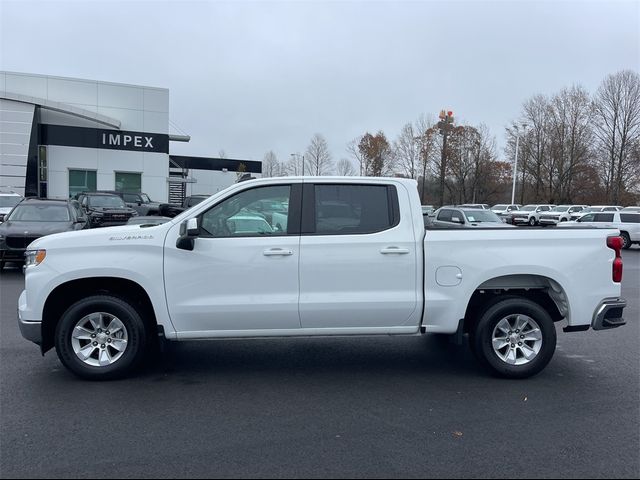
[0,71,261,203]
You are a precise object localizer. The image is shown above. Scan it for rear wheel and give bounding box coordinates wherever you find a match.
[55,295,148,380]
[470,297,556,379]
[621,232,631,250]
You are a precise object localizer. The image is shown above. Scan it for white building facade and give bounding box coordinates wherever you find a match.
[0,71,261,203]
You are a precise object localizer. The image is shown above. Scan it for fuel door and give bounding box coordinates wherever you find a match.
[436,266,463,287]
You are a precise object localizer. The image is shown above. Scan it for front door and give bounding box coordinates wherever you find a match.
[163,183,302,335]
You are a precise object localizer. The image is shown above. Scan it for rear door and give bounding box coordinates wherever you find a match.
[298,182,419,329]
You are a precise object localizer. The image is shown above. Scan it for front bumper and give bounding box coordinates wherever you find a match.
[18,290,42,344]
[592,298,627,330]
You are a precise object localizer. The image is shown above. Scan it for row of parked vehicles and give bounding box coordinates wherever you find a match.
[423,203,640,249]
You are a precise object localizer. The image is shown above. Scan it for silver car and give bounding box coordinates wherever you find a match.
[431,207,514,228]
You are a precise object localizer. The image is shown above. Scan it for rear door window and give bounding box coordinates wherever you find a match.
[593,213,615,222]
[437,209,454,222]
[311,184,397,235]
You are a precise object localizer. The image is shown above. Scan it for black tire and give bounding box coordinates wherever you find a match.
[528,217,536,227]
[621,232,631,250]
[470,297,557,379]
[560,217,567,222]
[55,295,148,380]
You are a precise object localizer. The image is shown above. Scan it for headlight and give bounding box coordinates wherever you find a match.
[24,249,46,267]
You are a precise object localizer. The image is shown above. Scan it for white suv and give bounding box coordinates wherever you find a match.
[558,211,640,249]
[539,205,588,226]
[0,192,23,223]
[511,204,555,226]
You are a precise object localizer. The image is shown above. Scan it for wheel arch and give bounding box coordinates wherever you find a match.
[41,277,158,354]
[463,274,569,334]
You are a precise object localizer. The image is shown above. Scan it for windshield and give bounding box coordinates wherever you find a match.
[463,210,502,223]
[89,196,126,208]
[0,196,22,208]
[550,205,571,212]
[7,204,70,222]
[519,205,536,212]
[492,205,508,210]
[140,193,152,203]
[582,207,601,213]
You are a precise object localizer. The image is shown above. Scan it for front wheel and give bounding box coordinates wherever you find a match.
[528,217,536,226]
[55,295,148,380]
[470,298,557,379]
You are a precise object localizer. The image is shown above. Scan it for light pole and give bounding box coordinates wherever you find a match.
[290,153,304,176]
[436,110,455,207]
[511,124,528,205]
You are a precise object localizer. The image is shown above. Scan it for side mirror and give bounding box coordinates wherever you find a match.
[177,218,200,251]
[0,214,5,222]
[137,201,142,206]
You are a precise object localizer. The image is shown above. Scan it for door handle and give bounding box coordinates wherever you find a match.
[263,248,293,256]
[380,247,410,255]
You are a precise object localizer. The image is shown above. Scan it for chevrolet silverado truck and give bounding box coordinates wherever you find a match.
[18,177,627,380]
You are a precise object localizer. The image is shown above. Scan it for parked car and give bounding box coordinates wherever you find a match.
[159,195,211,218]
[511,204,555,226]
[538,205,588,226]
[421,205,436,215]
[126,216,172,226]
[491,204,520,215]
[0,198,88,270]
[0,191,23,222]
[579,206,623,214]
[96,191,162,216]
[558,211,640,249]
[458,203,490,210]
[18,177,626,381]
[621,206,640,213]
[78,192,137,227]
[431,207,514,228]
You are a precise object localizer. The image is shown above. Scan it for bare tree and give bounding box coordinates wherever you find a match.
[262,150,281,177]
[306,133,333,176]
[336,158,356,176]
[283,153,304,176]
[593,70,640,203]
[393,123,421,179]
[346,136,366,175]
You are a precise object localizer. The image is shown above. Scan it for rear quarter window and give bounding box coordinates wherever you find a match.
[620,214,640,223]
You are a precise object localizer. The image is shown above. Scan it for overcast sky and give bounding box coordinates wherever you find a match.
[1,0,638,166]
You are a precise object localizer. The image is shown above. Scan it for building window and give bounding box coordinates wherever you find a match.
[69,170,97,198]
[115,172,142,193]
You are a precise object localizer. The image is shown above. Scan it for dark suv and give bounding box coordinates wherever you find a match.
[0,198,89,270]
[96,191,162,216]
[78,193,137,227]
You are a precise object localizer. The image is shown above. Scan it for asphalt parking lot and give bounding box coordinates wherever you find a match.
[1,250,639,479]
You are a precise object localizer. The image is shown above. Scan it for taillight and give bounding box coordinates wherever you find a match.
[607,236,623,283]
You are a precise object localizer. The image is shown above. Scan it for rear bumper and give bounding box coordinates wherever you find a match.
[592,298,627,331]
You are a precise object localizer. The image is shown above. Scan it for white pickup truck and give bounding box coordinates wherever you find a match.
[18,177,627,380]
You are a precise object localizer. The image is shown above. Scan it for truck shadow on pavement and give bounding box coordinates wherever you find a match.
[138,335,487,383]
